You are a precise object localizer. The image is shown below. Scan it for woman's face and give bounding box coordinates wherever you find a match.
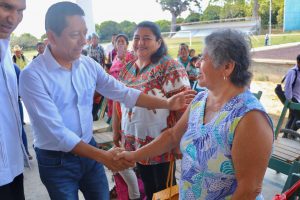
[132,27,161,61]
[198,50,223,89]
[116,36,128,56]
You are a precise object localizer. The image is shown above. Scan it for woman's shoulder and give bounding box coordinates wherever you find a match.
[157,55,185,70]
[231,90,267,115]
[119,60,135,79]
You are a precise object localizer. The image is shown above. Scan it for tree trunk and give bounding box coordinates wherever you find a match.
[170,12,177,33]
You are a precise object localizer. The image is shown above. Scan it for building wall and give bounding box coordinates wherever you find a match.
[284,0,300,31]
[76,0,95,37]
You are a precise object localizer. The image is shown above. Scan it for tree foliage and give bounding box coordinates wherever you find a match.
[96,21,120,41]
[184,12,201,23]
[156,0,201,32]
[201,5,222,21]
[11,33,38,50]
[119,21,137,39]
[155,20,171,32]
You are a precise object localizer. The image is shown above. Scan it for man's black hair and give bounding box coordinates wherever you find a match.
[45,1,85,36]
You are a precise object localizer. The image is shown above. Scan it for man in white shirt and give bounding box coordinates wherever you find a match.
[0,0,27,199]
[19,2,193,200]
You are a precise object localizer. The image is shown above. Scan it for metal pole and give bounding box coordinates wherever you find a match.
[269,0,272,45]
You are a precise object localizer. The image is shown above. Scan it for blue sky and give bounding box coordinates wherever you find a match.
[14,0,208,38]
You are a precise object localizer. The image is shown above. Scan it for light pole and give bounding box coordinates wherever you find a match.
[268,0,272,45]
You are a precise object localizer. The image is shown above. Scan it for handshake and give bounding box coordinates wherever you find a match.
[103,147,137,172]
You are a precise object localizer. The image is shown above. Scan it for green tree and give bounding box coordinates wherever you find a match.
[184,12,201,23]
[220,0,247,19]
[156,0,201,32]
[201,5,222,21]
[119,20,136,39]
[258,0,282,28]
[155,20,171,32]
[96,21,120,41]
[11,33,38,50]
[40,33,47,41]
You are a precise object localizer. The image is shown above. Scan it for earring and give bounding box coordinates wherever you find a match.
[223,76,227,81]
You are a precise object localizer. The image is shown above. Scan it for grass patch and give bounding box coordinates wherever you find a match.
[23,50,36,62]
[22,33,300,59]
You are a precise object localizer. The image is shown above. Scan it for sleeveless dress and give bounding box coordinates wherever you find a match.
[180,90,273,199]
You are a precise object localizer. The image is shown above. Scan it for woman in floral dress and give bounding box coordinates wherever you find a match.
[116,29,273,200]
[113,21,190,200]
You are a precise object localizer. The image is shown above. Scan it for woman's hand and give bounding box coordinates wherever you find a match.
[113,131,122,147]
[167,89,196,111]
[114,150,137,163]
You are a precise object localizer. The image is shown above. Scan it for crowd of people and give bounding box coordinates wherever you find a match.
[0,0,279,200]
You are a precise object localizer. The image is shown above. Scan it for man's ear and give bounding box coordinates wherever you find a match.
[46,30,56,47]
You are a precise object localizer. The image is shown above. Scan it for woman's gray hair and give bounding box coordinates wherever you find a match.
[204,29,252,87]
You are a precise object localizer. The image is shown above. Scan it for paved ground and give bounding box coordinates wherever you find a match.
[252,43,300,61]
[22,121,287,200]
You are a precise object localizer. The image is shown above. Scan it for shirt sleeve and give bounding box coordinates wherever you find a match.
[94,63,141,108]
[19,69,81,152]
[162,59,190,97]
[284,69,296,100]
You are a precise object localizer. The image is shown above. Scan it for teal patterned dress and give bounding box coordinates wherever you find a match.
[179,90,272,200]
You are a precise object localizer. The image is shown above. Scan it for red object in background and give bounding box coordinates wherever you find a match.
[273,180,300,200]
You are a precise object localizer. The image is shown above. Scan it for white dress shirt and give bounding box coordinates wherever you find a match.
[0,38,24,186]
[19,46,141,152]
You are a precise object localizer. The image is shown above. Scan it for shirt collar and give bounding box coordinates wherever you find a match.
[43,45,81,71]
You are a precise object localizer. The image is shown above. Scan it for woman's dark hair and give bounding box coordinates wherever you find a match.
[204,29,252,87]
[190,56,199,63]
[45,1,85,36]
[135,21,167,63]
[115,34,129,45]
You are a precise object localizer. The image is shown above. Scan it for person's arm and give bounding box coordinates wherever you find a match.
[19,68,132,171]
[115,105,191,162]
[94,62,195,111]
[231,111,273,200]
[284,69,296,100]
[135,90,194,111]
[112,102,122,147]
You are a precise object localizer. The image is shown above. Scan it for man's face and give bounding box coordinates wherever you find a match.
[0,0,26,39]
[49,15,87,64]
[37,43,45,54]
[14,50,21,57]
[91,36,98,46]
[297,61,300,69]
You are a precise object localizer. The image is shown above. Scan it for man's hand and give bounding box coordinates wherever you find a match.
[102,148,135,172]
[167,89,196,111]
[114,150,137,163]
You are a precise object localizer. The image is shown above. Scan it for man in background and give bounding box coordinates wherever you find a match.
[33,42,45,59]
[87,33,105,66]
[283,54,300,137]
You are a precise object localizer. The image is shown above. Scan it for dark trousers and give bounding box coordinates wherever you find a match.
[283,98,300,138]
[285,98,300,132]
[0,174,25,200]
[137,162,176,200]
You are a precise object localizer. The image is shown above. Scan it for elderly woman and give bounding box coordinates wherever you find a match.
[116,29,273,199]
[113,21,190,199]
